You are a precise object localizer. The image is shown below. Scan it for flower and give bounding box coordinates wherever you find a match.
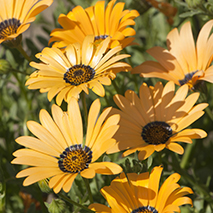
[0,0,53,44]
[132,20,213,89]
[11,98,122,193]
[89,166,193,213]
[107,81,207,160]
[26,35,131,105]
[49,0,139,49]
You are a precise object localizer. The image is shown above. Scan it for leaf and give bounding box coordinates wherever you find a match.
[179,10,202,18]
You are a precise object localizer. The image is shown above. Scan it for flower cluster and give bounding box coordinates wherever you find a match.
[1,0,212,212]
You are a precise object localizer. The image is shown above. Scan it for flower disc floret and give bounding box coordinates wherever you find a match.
[132,206,158,213]
[64,65,95,86]
[0,18,21,39]
[142,121,173,145]
[179,71,198,88]
[58,144,92,173]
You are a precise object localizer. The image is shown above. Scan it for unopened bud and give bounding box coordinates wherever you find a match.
[38,179,51,193]
[0,59,12,74]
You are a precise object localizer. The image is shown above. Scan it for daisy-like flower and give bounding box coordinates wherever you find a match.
[0,0,53,44]
[89,166,193,213]
[26,35,131,105]
[11,98,122,193]
[49,0,139,49]
[132,20,213,89]
[107,81,207,160]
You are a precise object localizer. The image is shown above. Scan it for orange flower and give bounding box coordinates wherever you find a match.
[132,20,213,89]
[0,0,53,44]
[89,166,193,213]
[11,98,122,193]
[26,35,130,105]
[49,0,139,49]
[107,81,207,160]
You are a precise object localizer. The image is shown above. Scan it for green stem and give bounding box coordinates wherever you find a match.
[16,44,32,62]
[13,72,29,105]
[123,48,139,93]
[10,68,29,75]
[58,192,95,212]
[205,106,213,122]
[180,141,196,169]
[112,80,120,94]
[83,178,94,204]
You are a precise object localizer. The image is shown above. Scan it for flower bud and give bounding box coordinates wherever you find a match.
[38,179,51,193]
[0,59,12,74]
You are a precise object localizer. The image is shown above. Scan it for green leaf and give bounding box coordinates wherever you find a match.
[179,10,202,18]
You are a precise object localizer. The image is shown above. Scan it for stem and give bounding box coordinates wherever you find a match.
[13,72,29,105]
[58,192,95,212]
[16,44,32,62]
[10,68,29,75]
[123,48,139,93]
[112,80,120,94]
[180,141,196,169]
[83,178,94,204]
[205,106,213,122]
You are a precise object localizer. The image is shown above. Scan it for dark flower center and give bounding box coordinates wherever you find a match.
[178,71,198,86]
[0,18,21,39]
[58,144,92,173]
[94,35,109,47]
[142,121,172,145]
[94,35,109,42]
[131,206,158,213]
[64,64,95,86]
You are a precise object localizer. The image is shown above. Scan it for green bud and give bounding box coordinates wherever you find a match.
[38,179,51,193]
[45,199,66,213]
[0,59,12,74]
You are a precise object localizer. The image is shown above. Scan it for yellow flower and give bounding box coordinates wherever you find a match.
[107,81,207,160]
[0,0,53,43]
[26,35,131,105]
[49,0,139,49]
[89,166,193,213]
[132,20,213,89]
[11,98,122,193]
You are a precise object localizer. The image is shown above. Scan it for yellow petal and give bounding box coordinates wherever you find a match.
[90,162,122,175]
[166,142,184,154]
[68,98,83,144]
[80,168,96,179]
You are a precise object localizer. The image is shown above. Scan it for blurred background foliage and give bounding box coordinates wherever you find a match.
[1,0,213,212]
